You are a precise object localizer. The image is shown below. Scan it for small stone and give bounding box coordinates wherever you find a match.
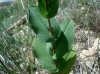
[92,38,99,50]
[88,48,97,56]
[35,71,39,74]
[79,53,86,59]
[81,50,90,56]
[83,71,87,74]
[41,70,48,74]
[81,7,85,11]
[85,31,89,35]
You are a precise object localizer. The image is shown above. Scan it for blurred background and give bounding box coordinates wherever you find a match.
[0,0,100,74]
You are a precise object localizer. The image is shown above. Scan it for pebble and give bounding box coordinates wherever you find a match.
[88,48,97,56]
[92,38,99,50]
[81,50,90,56]
[81,48,97,57]
[79,53,86,59]
[35,71,39,74]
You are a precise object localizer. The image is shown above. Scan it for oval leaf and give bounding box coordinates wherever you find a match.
[32,38,58,73]
[50,18,61,40]
[58,47,76,74]
[29,7,52,42]
[60,19,75,50]
[55,19,75,59]
[29,7,61,42]
[38,0,59,18]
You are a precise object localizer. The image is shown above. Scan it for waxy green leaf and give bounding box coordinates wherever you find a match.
[29,7,61,42]
[55,19,75,59]
[32,38,58,73]
[58,47,76,74]
[38,0,59,18]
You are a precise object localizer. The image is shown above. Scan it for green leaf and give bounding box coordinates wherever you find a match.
[29,7,61,42]
[32,38,58,73]
[38,0,59,18]
[58,47,76,74]
[50,18,61,40]
[55,19,75,59]
[60,19,75,50]
[55,32,68,59]
[29,7,52,42]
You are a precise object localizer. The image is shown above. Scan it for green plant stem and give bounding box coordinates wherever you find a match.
[48,19,53,35]
[48,19,56,57]
[46,0,58,74]
[48,19,58,74]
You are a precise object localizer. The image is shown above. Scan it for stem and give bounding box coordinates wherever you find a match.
[48,19,58,74]
[48,19,53,36]
[45,0,58,74]
[48,19,58,68]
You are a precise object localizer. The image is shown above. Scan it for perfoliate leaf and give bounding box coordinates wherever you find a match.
[55,19,75,59]
[58,47,76,74]
[32,38,58,73]
[38,0,59,18]
[29,7,61,42]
